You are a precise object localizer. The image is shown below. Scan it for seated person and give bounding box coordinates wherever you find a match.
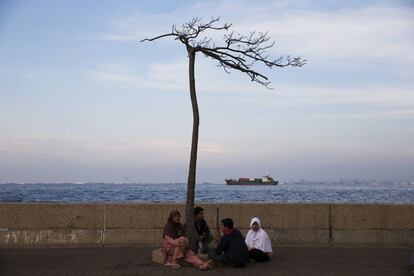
[162,210,213,270]
[245,217,273,262]
[209,218,249,267]
[194,206,214,253]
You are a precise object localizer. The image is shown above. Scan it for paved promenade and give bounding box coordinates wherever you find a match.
[0,247,412,276]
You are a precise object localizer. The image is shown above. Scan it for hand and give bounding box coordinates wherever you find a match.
[214,230,221,242]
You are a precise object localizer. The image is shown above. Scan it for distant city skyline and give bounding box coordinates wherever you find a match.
[1,0,413,183]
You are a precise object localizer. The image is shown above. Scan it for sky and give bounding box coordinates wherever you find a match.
[0,0,413,183]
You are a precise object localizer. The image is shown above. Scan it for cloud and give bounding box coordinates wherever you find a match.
[102,1,414,66]
[86,59,263,93]
[86,60,414,119]
[101,11,180,42]
[274,84,414,106]
[0,136,232,166]
[87,63,189,91]
[100,0,306,42]
[245,6,414,63]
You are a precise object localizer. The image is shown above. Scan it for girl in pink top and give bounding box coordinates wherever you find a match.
[162,210,213,270]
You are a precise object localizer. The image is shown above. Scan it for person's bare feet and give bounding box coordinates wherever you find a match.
[199,259,213,270]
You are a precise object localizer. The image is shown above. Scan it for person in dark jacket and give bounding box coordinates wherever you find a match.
[209,218,249,267]
[194,206,214,254]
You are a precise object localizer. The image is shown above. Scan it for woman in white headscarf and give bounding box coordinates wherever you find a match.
[245,217,273,262]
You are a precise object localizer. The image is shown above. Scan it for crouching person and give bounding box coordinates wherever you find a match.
[209,218,249,268]
[162,210,213,270]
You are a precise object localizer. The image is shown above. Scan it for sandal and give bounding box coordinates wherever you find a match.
[165,262,181,269]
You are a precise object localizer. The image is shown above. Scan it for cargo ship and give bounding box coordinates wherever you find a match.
[225,175,278,185]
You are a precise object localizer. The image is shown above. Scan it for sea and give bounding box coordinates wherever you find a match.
[1,181,413,204]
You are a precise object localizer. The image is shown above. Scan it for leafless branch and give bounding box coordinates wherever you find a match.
[140,33,176,42]
[141,17,306,87]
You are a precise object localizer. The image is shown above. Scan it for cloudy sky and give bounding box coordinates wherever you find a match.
[1,0,413,183]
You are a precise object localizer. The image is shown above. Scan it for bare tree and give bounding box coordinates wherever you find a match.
[141,17,305,250]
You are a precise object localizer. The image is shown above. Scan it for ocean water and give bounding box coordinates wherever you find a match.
[1,181,413,204]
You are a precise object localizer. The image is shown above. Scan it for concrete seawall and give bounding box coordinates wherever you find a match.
[0,203,413,248]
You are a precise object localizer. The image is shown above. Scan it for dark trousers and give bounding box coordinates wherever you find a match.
[208,250,228,265]
[249,249,270,262]
[209,250,246,268]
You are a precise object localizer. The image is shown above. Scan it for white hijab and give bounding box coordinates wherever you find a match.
[245,217,273,253]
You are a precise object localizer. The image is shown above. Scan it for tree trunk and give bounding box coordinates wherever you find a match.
[185,49,199,251]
